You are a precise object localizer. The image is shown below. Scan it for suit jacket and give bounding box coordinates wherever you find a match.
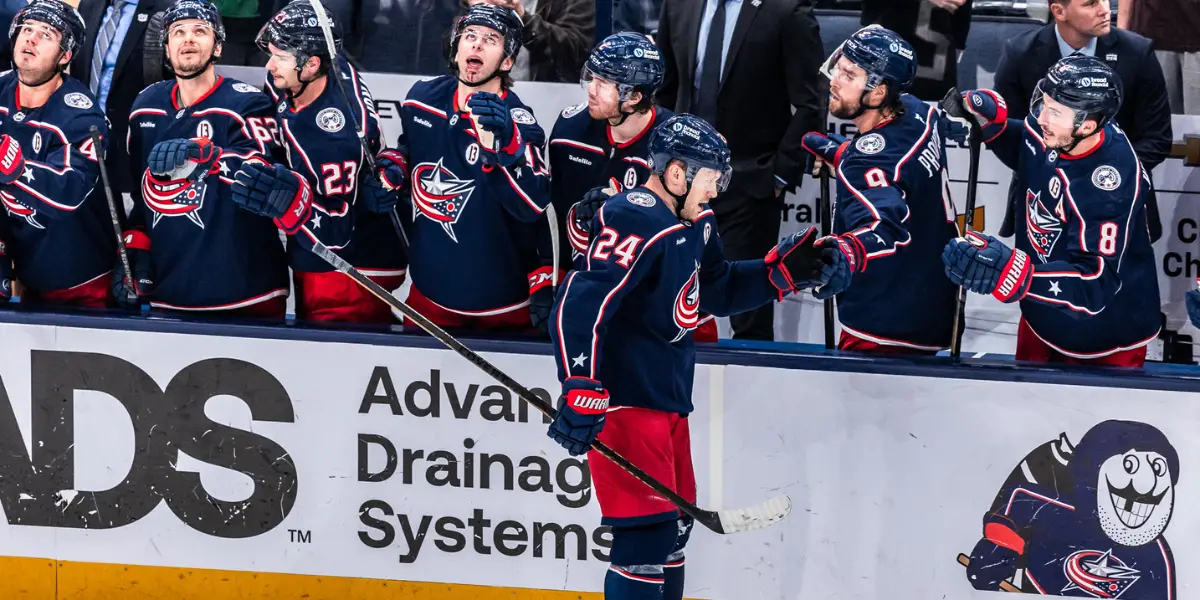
[993,23,1172,239]
[657,0,825,203]
[70,0,171,195]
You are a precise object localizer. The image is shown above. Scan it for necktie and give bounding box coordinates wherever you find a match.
[693,0,726,126]
[90,0,126,94]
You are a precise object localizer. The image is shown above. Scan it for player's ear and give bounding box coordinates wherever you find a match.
[213,42,222,60]
[59,49,72,69]
[1077,119,1098,138]
[500,54,515,72]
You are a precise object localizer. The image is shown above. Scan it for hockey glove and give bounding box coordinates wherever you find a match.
[112,230,154,310]
[567,185,614,253]
[147,137,219,177]
[0,240,12,305]
[0,134,25,185]
[812,237,853,300]
[956,89,1009,143]
[377,148,410,193]
[1186,285,1200,329]
[800,131,848,176]
[965,514,1023,591]
[942,232,1032,303]
[765,227,825,300]
[547,377,610,456]
[231,162,314,235]
[467,92,523,167]
[528,264,562,335]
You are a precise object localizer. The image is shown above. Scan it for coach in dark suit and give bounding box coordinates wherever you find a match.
[656,0,824,340]
[993,0,1172,241]
[70,0,171,195]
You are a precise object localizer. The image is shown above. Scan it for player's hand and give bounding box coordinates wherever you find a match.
[112,230,154,310]
[812,237,853,300]
[765,227,825,299]
[148,137,219,179]
[377,148,410,193]
[547,377,610,456]
[1186,285,1200,329]
[467,92,522,165]
[800,131,848,176]
[567,185,615,253]
[231,162,313,234]
[965,514,1022,590]
[0,134,26,185]
[527,264,561,335]
[942,232,1032,303]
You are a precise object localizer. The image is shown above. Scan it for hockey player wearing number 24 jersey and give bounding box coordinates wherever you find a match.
[123,0,289,317]
[946,55,1160,366]
[801,26,959,354]
[548,115,850,600]
[0,0,116,307]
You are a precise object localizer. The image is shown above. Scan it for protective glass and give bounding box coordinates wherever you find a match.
[580,66,618,95]
[14,22,61,46]
[1030,80,1082,131]
[168,22,214,41]
[690,165,732,194]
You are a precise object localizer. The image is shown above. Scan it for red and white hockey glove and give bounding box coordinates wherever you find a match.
[0,134,25,185]
[547,377,609,456]
[231,162,313,235]
[942,232,1032,303]
[528,264,564,335]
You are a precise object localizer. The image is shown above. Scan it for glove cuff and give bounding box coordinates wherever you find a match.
[562,376,609,416]
[991,246,1032,303]
[273,171,314,235]
[0,135,23,179]
[528,265,563,294]
[122,229,151,252]
[832,234,867,274]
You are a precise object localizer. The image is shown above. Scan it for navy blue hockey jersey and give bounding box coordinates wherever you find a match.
[984,117,1160,357]
[264,62,406,277]
[548,105,672,260]
[127,76,289,311]
[551,189,775,415]
[832,94,959,350]
[0,73,115,293]
[397,75,551,315]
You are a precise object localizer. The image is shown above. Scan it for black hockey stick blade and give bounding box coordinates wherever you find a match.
[304,239,792,534]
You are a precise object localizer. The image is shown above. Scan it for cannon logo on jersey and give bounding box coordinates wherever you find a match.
[411,158,476,242]
[670,261,701,343]
[1,189,44,229]
[1061,549,1141,597]
[1026,190,1062,262]
[144,170,211,229]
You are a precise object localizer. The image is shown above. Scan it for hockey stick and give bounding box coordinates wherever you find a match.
[818,167,835,350]
[307,0,410,248]
[545,202,561,290]
[941,87,981,361]
[956,554,1022,593]
[303,237,791,534]
[89,125,136,306]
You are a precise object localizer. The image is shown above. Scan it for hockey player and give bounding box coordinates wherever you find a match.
[799,25,960,354]
[230,0,406,323]
[120,0,289,318]
[546,114,850,600]
[1187,283,1200,330]
[0,0,115,307]
[380,4,552,332]
[945,55,1160,367]
[548,32,717,342]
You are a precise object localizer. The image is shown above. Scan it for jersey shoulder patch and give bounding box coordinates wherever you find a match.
[854,132,886,155]
[510,107,537,125]
[232,82,259,93]
[561,102,587,119]
[626,191,656,208]
[316,107,346,133]
[63,92,93,110]
[1091,165,1121,191]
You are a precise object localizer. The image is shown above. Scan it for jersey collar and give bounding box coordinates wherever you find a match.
[1060,128,1106,161]
[607,106,657,149]
[171,75,224,111]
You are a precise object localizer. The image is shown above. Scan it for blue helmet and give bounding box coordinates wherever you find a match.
[648,114,732,193]
[448,4,524,67]
[256,0,343,71]
[822,25,916,96]
[582,32,664,102]
[161,0,226,46]
[1033,54,1123,131]
[9,0,87,57]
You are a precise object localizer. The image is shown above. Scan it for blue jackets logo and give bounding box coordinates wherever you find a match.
[1025,190,1062,262]
[412,158,476,242]
[0,189,43,229]
[670,262,701,342]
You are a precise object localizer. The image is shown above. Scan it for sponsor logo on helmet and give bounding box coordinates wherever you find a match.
[1092,165,1121,191]
[316,107,345,133]
[63,93,93,110]
[626,192,656,207]
[1080,77,1108,88]
[671,121,703,140]
[633,47,660,60]
[855,133,886,155]
[510,107,536,125]
[232,82,259,93]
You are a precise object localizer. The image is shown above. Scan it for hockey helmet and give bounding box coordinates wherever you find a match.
[161,0,226,46]
[1031,54,1123,133]
[820,25,916,96]
[581,32,664,102]
[256,0,342,71]
[648,114,732,193]
[9,0,87,57]
[447,4,523,68]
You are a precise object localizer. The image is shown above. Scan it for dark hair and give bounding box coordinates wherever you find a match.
[629,88,655,113]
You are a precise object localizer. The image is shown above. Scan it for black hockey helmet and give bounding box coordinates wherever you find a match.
[649,114,732,197]
[161,0,226,46]
[447,4,523,71]
[1032,54,1123,132]
[256,0,342,73]
[581,31,664,102]
[821,25,917,96]
[9,0,87,58]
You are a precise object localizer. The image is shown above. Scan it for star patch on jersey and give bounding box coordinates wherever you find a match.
[855,133,885,155]
[626,191,656,207]
[316,107,345,133]
[1092,165,1121,191]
